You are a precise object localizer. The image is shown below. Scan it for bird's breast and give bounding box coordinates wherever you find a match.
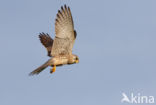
[52,56,68,66]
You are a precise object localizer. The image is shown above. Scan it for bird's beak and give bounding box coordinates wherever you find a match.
[75,59,79,63]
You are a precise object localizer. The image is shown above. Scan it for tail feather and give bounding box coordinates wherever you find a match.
[29,59,51,76]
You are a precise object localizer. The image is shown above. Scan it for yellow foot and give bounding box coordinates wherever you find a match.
[50,65,56,74]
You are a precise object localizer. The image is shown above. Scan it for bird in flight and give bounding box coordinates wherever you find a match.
[29,5,79,75]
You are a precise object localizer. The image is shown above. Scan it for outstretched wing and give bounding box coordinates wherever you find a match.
[51,5,76,56]
[39,33,53,57]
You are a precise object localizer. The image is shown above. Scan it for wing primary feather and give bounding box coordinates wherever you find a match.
[58,10,62,16]
[64,4,67,8]
[55,18,59,22]
[57,14,60,18]
[64,5,69,17]
[61,6,64,11]
[67,7,74,26]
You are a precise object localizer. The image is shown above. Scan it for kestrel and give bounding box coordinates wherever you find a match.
[29,5,79,75]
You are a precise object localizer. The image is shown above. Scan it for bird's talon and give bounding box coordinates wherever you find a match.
[50,65,56,73]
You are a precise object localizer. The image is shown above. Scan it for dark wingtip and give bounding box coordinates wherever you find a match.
[61,6,64,10]
[68,6,70,10]
[64,4,67,9]
[38,32,44,39]
[55,18,58,22]
[58,10,61,13]
[57,14,60,18]
[39,33,42,39]
[38,32,50,38]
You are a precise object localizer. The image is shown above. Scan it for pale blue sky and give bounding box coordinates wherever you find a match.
[0,0,156,105]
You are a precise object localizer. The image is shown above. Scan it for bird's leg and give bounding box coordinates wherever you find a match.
[50,65,56,73]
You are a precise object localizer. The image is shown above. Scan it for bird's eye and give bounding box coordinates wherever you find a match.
[74,57,77,60]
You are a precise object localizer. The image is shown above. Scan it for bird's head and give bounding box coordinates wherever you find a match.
[68,54,79,64]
